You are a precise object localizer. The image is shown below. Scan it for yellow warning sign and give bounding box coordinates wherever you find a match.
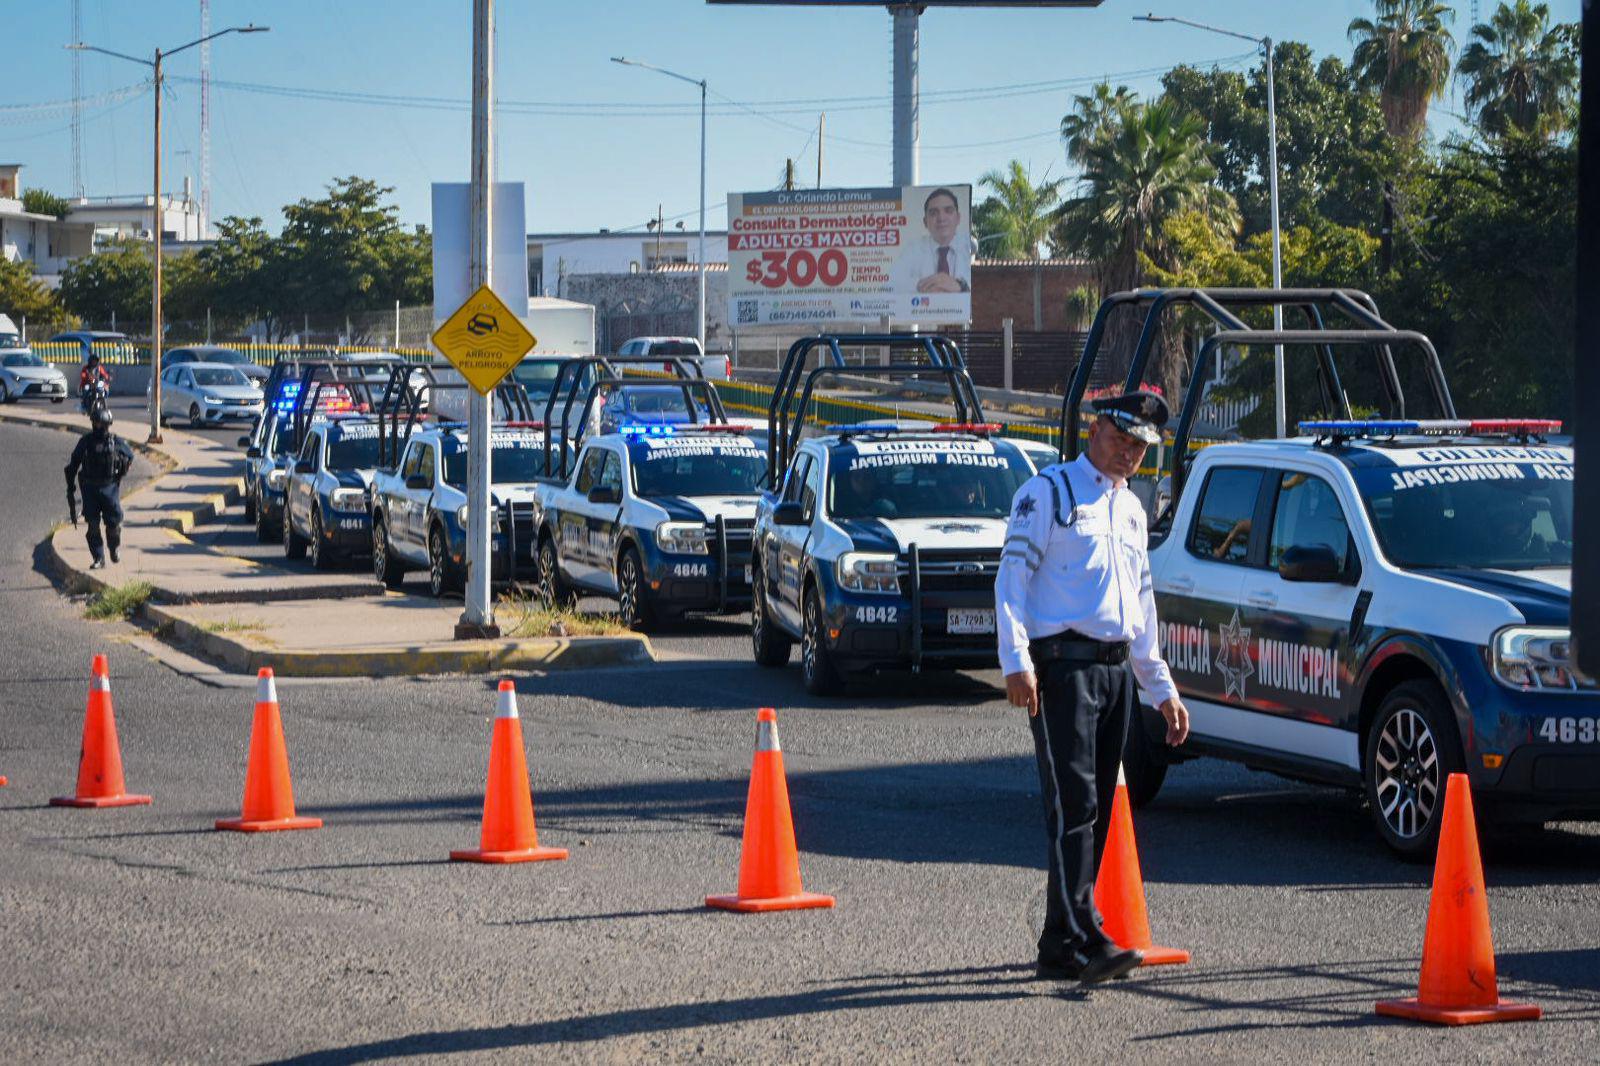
[431,285,537,395]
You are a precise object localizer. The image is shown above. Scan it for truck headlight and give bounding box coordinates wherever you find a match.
[657,521,709,555]
[265,468,287,491]
[456,504,499,526]
[837,551,901,594]
[331,488,368,513]
[1491,626,1580,690]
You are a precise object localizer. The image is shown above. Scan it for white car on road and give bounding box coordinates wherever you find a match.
[0,350,69,404]
[148,362,264,427]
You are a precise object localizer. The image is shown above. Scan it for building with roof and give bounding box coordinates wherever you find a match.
[0,164,97,289]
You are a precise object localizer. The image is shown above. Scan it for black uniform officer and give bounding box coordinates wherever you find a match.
[994,390,1190,983]
[65,406,134,570]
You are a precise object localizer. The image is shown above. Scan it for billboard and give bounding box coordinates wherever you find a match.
[727,184,973,328]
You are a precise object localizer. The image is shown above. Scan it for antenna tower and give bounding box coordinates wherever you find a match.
[71,0,83,197]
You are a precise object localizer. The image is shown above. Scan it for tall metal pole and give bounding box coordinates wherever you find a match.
[1265,37,1285,438]
[459,0,496,636]
[200,0,211,238]
[697,76,707,351]
[817,112,825,188]
[891,4,919,185]
[150,48,164,444]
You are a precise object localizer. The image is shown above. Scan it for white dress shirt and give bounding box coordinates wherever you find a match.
[890,232,974,294]
[994,454,1178,704]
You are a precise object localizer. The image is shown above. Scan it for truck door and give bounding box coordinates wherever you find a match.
[588,449,626,594]
[560,447,607,585]
[1155,466,1263,736]
[406,442,438,552]
[1238,469,1365,768]
[291,430,321,535]
[771,453,818,632]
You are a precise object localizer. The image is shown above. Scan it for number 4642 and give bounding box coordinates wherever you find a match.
[1538,717,1597,743]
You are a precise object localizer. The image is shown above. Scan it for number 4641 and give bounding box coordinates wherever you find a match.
[1538,717,1597,743]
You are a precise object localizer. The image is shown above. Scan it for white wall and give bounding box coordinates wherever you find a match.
[531,232,729,297]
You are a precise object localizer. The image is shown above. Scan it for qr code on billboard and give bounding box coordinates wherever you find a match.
[736,299,759,325]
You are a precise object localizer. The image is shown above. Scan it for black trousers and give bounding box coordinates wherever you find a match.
[1028,657,1134,959]
[80,481,124,561]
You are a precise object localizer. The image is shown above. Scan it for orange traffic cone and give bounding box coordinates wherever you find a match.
[450,680,567,864]
[1094,765,1188,966]
[1376,773,1541,1025]
[50,654,150,809]
[707,708,834,913]
[216,669,322,833]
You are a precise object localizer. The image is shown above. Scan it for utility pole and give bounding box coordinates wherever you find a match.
[200,0,211,238]
[783,159,796,192]
[890,4,919,185]
[458,0,497,637]
[817,112,824,188]
[71,0,83,199]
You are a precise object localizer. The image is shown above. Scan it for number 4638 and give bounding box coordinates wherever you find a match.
[1538,717,1597,743]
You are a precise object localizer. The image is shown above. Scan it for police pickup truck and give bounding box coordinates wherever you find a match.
[533,423,766,629]
[369,423,553,596]
[1132,418,1593,856]
[750,422,1033,694]
[282,416,383,569]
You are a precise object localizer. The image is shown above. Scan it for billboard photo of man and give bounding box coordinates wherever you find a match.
[892,186,973,296]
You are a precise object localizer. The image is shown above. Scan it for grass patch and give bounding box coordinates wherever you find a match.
[497,590,629,639]
[84,580,155,621]
[201,618,268,635]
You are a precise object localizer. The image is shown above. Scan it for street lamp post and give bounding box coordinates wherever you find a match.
[1134,14,1286,438]
[68,25,269,444]
[612,57,707,353]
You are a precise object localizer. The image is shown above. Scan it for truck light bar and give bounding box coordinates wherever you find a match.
[932,422,1002,434]
[1468,419,1562,434]
[619,423,678,437]
[498,421,547,430]
[1301,418,1561,440]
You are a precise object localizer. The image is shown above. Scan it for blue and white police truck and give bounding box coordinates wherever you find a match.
[282,416,384,569]
[368,423,554,596]
[532,422,766,629]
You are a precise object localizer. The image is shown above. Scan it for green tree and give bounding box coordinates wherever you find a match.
[1456,1,1579,140]
[21,188,71,219]
[275,176,431,318]
[0,256,69,331]
[1348,0,1456,141]
[57,239,153,324]
[974,161,1064,260]
[1059,82,1136,164]
[192,215,285,334]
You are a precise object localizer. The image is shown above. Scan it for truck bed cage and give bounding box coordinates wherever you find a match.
[766,334,986,489]
[538,355,717,480]
[1060,288,1456,460]
[283,360,401,455]
[1166,329,1450,505]
[373,360,535,469]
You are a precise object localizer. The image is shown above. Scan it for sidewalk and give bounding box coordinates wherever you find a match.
[1,404,653,677]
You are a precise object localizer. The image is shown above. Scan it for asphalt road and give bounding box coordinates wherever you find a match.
[2,416,1597,1064]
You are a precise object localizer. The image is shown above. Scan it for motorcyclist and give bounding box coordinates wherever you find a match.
[65,406,134,570]
[79,350,112,415]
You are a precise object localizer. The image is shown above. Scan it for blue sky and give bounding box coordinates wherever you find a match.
[6,1,1583,235]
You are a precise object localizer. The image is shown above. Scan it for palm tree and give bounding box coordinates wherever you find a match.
[1055,98,1238,391]
[1348,0,1456,141]
[975,161,1065,260]
[1456,1,1579,139]
[1059,82,1136,165]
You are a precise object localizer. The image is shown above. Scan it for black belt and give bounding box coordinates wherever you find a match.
[1030,630,1129,665]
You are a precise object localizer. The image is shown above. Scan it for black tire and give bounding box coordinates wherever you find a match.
[537,536,577,610]
[1121,705,1170,809]
[309,508,335,570]
[1364,679,1465,861]
[254,494,277,543]
[189,403,204,429]
[282,503,307,559]
[616,547,655,631]
[372,514,405,589]
[749,560,792,667]
[801,585,844,696]
[0,381,12,404]
[428,523,461,598]
[243,486,257,524]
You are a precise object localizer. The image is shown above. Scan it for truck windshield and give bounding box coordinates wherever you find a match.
[645,341,700,356]
[327,434,383,471]
[0,334,25,350]
[513,361,596,409]
[828,443,1031,520]
[3,352,45,366]
[443,443,551,488]
[1353,452,1574,570]
[631,442,765,497]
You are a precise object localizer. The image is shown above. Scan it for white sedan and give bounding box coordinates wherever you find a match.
[148,362,264,427]
[0,351,69,404]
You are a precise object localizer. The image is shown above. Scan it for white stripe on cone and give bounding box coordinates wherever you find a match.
[92,674,110,692]
[257,668,277,705]
[1117,762,1127,788]
[756,719,780,752]
[496,682,519,719]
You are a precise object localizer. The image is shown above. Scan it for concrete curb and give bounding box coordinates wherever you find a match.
[143,602,655,678]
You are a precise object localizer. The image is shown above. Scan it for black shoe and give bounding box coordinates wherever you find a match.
[1037,943,1144,984]
[108,546,120,564]
[89,557,106,570]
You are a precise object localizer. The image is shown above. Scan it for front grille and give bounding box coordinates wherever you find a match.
[899,548,1000,594]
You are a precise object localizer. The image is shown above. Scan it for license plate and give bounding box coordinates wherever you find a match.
[947,608,995,635]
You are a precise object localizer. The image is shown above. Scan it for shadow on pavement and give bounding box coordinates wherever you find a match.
[266,966,1039,1064]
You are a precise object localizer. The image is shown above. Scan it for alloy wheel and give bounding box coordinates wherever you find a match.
[1373,706,1440,841]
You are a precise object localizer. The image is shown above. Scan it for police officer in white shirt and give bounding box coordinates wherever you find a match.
[995,390,1190,983]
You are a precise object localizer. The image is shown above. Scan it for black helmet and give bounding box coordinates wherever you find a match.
[90,406,114,430]
[86,349,101,364]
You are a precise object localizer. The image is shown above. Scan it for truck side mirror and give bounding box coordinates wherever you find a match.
[246,446,262,459]
[773,501,806,526]
[237,435,252,448]
[1279,544,1345,583]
